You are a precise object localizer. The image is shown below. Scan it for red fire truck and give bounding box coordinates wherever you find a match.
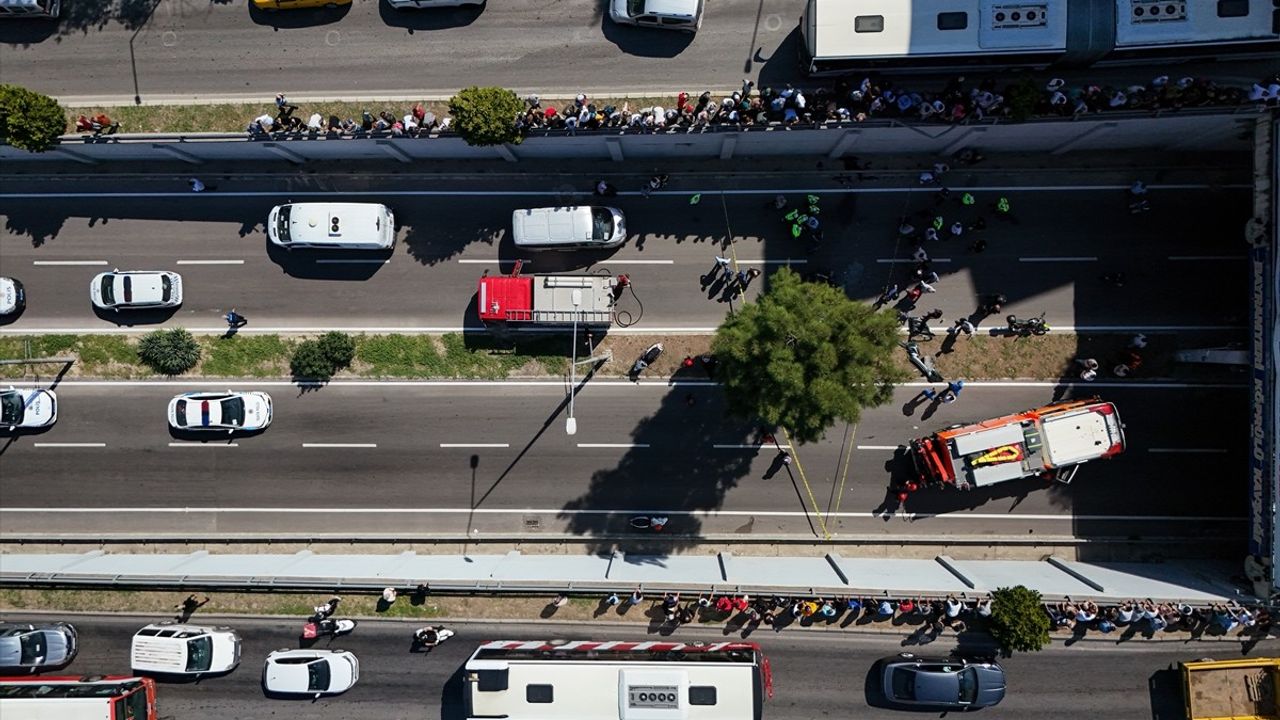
[906,398,1125,493]
[477,266,621,332]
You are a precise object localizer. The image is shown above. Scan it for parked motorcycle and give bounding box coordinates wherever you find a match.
[302,618,357,639]
[1006,313,1050,336]
[629,343,664,380]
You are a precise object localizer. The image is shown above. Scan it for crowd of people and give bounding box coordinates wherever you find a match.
[237,72,1278,141]
[1046,597,1270,641]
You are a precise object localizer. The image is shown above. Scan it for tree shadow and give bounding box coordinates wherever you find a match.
[559,385,756,558]
[401,214,502,266]
[265,242,392,281]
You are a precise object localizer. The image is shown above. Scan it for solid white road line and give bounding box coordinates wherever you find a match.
[456,259,512,264]
[440,443,510,448]
[877,258,953,264]
[712,443,792,449]
[577,443,650,448]
[314,259,390,265]
[1168,256,1247,261]
[0,507,1246,523]
[302,443,377,448]
[167,442,238,447]
[588,260,675,265]
[32,260,108,266]
[176,260,245,265]
[1019,256,1098,262]
[855,445,900,450]
[32,442,106,448]
[1147,447,1229,454]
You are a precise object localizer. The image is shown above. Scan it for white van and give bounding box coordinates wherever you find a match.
[511,206,626,250]
[131,623,241,676]
[267,202,395,250]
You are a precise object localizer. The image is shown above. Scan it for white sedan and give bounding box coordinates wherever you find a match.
[263,649,358,697]
[1,386,57,430]
[90,270,182,311]
[167,391,272,432]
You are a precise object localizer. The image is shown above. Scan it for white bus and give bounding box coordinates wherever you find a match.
[800,0,1280,76]
[463,640,773,720]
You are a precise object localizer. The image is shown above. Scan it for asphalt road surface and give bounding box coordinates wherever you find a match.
[0,613,1265,720]
[0,0,1274,103]
[0,169,1253,333]
[0,381,1248,543]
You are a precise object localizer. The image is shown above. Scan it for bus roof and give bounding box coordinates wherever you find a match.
[806,0,1067,60]
[1114,0,1278,48]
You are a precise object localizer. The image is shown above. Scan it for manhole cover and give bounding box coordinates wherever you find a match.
[523,515,542,532]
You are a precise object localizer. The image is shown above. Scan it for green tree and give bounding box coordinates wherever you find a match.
[290,332,356,380]
[988,586,1052,653]
[710,267,906,444]
[1004,78,1042,122]
[0,84,67,153]
[448,86,524,146]
[137,328,201,375]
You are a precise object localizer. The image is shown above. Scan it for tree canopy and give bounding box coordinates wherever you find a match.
[989,585,1052,653]
[0,84,66,153]
[448,86,523,147]
[710,267,906,444]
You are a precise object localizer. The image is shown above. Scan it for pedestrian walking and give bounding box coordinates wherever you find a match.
[897,220,917,240]
[951,318,975,335]
[941,379,965,403]
[224,309,247,328]
[877,283,900,306]
[704,256,731,286]
[912,245,929,263]
[918,280,936,294]
[1129,333,1148,349]
[628,588,644,605]
[550,594,569,608]
[188,178,207,193]
[960,192,976,207]
[594,179,617,197]
[311,596,341,620]
[606,592,621,606]
[779,449,792,466]
[733,268,761,298]
[382,587,398,605]
[948,221,964,241]
[993,196,1013,221]
[921,387,938,401]
[923,227,939,243]
[275,93,297,116]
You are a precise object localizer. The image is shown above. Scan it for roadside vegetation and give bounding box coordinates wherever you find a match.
[0,84,66,152]
[988,585,1052,653]
[0,330,1193,382]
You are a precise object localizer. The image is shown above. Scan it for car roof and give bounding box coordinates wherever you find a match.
[110,271,168,303]
[906,664,961,702]
[643,0,697,16]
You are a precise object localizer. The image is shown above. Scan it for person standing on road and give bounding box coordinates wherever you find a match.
[951,318,976,336]
[941,379,964,403]
[224,309,247,329]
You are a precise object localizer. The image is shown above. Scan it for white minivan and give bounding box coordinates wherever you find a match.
[267,202,395,250]
[511,206,626,250]
[131,623,241,676]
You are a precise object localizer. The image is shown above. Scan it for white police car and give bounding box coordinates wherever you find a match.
[167,391,272,433]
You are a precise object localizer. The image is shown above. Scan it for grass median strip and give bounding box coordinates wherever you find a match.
[0,330,1220,382]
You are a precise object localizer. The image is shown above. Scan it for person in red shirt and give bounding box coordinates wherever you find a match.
[715,595,734,613]
[732,595,749,613]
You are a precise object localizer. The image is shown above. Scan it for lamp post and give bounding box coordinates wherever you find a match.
[566,291,581,436]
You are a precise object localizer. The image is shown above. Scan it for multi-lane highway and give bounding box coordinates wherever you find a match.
[0,613,1261,719]
[0,381,1248,541]
[0,168,1252,332]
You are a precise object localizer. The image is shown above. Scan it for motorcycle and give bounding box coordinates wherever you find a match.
[412,625,454,650]
[629,343,664,380]
[302,618,356,639]
[1006,313,1050,336]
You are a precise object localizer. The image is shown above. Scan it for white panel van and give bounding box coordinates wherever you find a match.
[267,202,395,250]
[511,206,626,250]
[131,623,241,675]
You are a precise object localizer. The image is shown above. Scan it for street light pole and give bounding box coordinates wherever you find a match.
[566,291,581,436]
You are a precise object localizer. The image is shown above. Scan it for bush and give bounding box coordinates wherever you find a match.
[448,86,524,146]
[1004,78,1042,122]
[137,328,201,375]
[290,331,356,380]
[0,84,67,153]
[988,585,1052,653]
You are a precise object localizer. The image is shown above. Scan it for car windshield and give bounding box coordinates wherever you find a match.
[307,659,331,692]
[99,276,116,306]
[958,668,977,704]
[891,668,916,700]
[591,207,613,241]
[19,632,47,665]
[276,205,292,244]
[0,392,22,425]
[625,0,643,16]
[161,275,172,302]
[219,397,245,426]
[186,637,213,672]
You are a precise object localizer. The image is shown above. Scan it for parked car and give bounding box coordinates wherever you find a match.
[1,386,57,430]
[167,391,273,433]
[263,649,359,697]
[386,0,483,7]
[880,653,1006,709]
[89,270,182,311]
[131,623,241,676]
[0,277,25,315]
[0,622,77,672]
[608,0,703,32]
